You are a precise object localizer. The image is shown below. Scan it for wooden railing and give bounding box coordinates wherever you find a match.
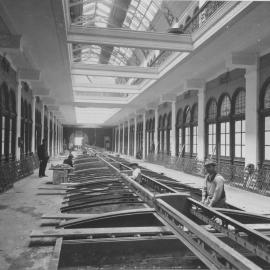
[0,153,39,193]
[146,154,270,196]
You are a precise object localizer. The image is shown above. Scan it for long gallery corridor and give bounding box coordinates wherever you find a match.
[1,1,270,269]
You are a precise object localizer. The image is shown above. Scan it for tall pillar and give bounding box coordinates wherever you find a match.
[134,117,137,157]
[122,123,125,154]
[47,111,50,156]
[127,119,130,156]
[197,88,206,160]
[154,108,158,154]
[31,96,36,153]
[52,113,55,157]
[171,101,176,156]
[142,112,146,159]
[114,127,117,152]
[55,121,57,155]
[15,81,22,160]
[118,124,121,153]
[41,104,45,140]
[245,66,259,166]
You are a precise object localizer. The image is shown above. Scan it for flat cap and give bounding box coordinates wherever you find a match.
[204,159,216,166]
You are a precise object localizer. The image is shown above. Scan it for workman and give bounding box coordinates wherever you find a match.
[201,159,226,208]
[130,163,142,183]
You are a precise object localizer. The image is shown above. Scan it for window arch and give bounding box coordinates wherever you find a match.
[206,98,217,157]
[161,114,167,154]
[176,109,183,156]
[183,106,191,155]
[218,94,231,158]
[191,103,198,156]
[0,83,9,160]
[233,89,245,159]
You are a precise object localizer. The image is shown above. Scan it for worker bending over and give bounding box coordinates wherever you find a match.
[202,159,226,208]
[130,163,142,184]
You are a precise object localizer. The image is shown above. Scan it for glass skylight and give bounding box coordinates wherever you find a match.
[75,107,121,124]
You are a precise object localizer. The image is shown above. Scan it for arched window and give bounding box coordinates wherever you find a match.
[162,114,167,154]
[233,89,245,159]
[176,109,183,156]
[124,124,128,154]
[191,104,198,156]
[183,107,191,155]
[129,124,134,155]
[10,90,16,160]
[262,81,270,161]
[146,120,150,156]
[219,95,231,158]
[0,83,9,160]
[149,118,155,154]
[206,99,217,157]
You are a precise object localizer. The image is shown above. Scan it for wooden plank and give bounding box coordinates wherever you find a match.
[31,226,172,238]
[58,208,156,227]
[48,237,62,270]
[42,213,98,219]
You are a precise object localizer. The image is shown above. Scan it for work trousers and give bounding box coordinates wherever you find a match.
[39,157,49,177]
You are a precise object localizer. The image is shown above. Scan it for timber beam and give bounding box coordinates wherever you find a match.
[71,63,159,79]
[67,26,193,51]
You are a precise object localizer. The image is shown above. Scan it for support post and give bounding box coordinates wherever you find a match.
[127,119,130,156]
[31,96,36,153]
[142,112,146,160]
[171,101,176,157]
[134,117,137,158]
[197,88,206,160]
[245,66,259,166]
[15,81,22,160]
[154,108,158,155]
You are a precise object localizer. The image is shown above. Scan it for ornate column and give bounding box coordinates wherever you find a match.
[118,124,121,153]
[142,112,146,159]
[122,122,125,154]
[15,81,22,160]
[134,117,137,157]
[171,101,176,156]
[31,96,36,153]
[197,88,206,160]
[127,119,130,156]
[154,108,158,155]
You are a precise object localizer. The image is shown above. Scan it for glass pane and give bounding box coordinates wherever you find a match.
[220,123,225,133]
[235,90,245,114]
[221,145,225,156]
[265,131,270,145]
[265,117,270,131]
[226,145,230,156]
[242,133,245,145]
[264,85,270,109]
[265,146,270,160]
[242,120,245,131]
[208,101,217,120]
[235,146,241,157]
[220,96,231,117]
[235,133,241,145]
[221,134,225,145]
[235,121,241,132]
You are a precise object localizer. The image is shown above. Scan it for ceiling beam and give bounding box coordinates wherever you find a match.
[71,63,159,79]
[33,88,50,96]
[73,86,140,94]
[18,68,40,81]
[74,98,129,105]
[72,83,140,91]
[67,26,193,51]
[0,34,21,53]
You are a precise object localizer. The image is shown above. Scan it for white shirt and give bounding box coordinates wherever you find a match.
[131,168,141,181]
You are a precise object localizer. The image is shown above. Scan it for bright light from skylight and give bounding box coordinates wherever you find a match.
[74,137,83,145]
[75,107,121,124]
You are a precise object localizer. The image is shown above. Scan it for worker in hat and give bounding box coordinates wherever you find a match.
[130,163,142,184]
[63,154,73,167]
[202,159,226,208]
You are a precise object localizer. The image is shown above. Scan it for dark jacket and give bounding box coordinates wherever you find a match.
[63,158,73,167]
[37,144,49,160]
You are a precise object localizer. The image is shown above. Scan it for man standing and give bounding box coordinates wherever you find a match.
[202,159,226,208]
[38,138,49,177]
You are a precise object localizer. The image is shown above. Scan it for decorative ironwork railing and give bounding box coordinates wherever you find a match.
[146,153,270,196]
[0,153,39,193]
[150,1,226,68]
